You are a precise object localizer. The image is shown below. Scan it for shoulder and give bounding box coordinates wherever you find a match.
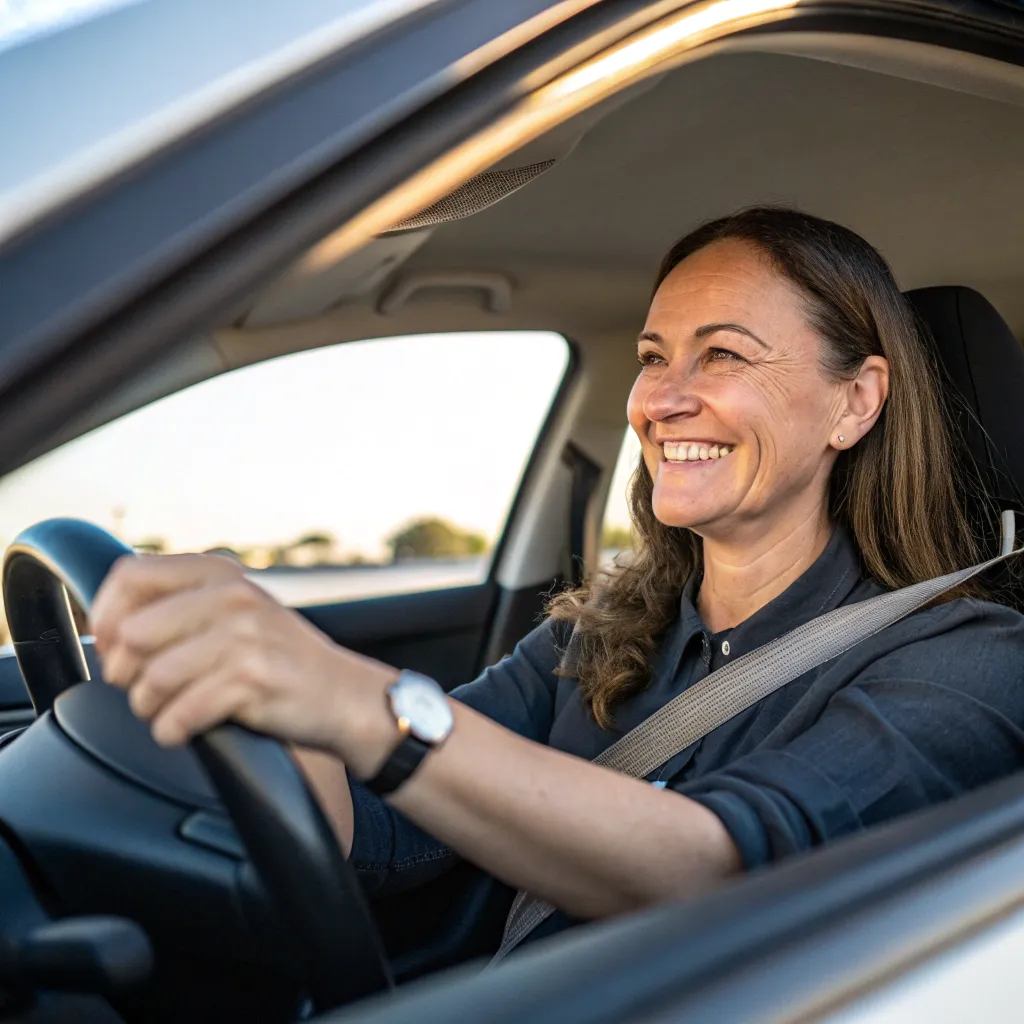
[851,593,1024,697]
[450,615,575,707]
[894,593,1024,645]
[507,614,576,667]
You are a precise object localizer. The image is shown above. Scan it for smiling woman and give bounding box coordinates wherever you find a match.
[91,206,1024,965]
[553,206,984,724]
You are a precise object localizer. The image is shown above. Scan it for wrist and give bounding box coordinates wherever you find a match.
[361,670,455,797]
[322,649,401,777]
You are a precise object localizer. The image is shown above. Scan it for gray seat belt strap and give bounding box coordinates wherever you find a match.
[491,512,1024,963]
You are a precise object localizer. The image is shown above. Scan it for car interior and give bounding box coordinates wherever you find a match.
[4,17,1024,1023]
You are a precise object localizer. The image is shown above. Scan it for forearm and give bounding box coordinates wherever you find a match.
[292,745,355,856]
[353,699,741,919]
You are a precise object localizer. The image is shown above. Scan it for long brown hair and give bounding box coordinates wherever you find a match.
[549,207,988,728]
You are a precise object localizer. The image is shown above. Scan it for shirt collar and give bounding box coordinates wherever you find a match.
[678,524,863,657]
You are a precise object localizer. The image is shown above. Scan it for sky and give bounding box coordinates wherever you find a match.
[0,333,642,560]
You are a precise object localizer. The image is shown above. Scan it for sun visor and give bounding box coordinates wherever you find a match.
[237,73,663,328]
[384,73,665,233]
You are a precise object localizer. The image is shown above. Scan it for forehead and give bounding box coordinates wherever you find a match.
[646,238,809,335]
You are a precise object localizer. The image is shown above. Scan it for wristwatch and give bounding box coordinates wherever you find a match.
[364,670,454,796]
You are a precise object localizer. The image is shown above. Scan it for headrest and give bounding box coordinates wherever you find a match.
[904,286,1024,518]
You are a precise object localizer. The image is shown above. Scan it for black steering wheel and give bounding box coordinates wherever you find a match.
[1,518,393,1012]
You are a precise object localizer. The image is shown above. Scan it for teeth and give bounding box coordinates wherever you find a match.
[664,443,733,462]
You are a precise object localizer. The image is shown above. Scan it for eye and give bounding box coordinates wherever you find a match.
[706,346,743,363]
[637,349,665,367]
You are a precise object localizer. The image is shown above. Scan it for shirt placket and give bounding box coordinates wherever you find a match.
[651,629,713,786]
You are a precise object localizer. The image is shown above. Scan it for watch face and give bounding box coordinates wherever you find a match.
[391,674,454,743]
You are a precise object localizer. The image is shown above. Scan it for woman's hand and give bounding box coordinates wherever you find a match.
[89,554,398,756]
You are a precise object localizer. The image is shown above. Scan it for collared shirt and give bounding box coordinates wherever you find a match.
[349,526,1024,953]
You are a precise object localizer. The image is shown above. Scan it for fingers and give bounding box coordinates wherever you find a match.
[88,550,364,754]
[148,671,252,748]
[91,553,243,653]
[100,578,265,687]
[124,631,228,722]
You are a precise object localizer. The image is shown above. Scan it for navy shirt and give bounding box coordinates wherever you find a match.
[349,526,1024,947]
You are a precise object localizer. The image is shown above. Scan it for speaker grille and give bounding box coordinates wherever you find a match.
[387,160,555,233]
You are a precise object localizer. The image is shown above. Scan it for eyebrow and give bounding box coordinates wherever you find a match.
[637,324,769,349]
[695,322,769,348]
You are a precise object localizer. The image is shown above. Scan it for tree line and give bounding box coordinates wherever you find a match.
[134,516,491,568]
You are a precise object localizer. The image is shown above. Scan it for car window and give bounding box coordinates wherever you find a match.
[601,427,641,562]
[0,331,569,640]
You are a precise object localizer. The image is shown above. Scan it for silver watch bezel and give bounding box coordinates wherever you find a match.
[386,670,454,745]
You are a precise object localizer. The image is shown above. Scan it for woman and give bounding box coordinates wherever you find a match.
[90,207,1024,955]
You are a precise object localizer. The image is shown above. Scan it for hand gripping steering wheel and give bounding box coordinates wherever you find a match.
[1,518,393,1012]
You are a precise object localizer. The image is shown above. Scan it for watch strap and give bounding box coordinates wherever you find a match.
[364,734,431,796]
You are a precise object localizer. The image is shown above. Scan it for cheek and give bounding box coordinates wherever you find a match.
[701,375,761,437]
[717,365,828,444]
[743,373,838,489]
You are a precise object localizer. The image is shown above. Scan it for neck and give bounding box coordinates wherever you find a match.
[695,503,833,633]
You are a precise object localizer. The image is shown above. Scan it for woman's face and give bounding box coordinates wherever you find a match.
[628,239,850,540]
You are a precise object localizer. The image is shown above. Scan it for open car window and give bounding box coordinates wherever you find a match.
[0,331,568,637]
[601,428,641,561]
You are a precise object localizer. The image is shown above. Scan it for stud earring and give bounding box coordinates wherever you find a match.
[838,434,846,443]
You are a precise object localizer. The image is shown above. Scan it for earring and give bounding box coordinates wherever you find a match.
[838,434,846,443]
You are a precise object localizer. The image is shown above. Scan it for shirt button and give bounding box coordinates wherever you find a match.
[721,640,731,656]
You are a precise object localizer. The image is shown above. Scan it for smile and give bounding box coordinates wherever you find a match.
[662,441,735,462]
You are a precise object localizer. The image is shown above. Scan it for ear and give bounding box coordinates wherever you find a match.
[832,355,889,450]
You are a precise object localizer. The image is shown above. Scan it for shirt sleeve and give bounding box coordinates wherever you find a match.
[674,599,1024,869]
[349,616,569,896]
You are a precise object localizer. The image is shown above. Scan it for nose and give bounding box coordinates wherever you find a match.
[642,365,703,423]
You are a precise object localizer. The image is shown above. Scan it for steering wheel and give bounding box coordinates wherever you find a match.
[1,518,393,1012]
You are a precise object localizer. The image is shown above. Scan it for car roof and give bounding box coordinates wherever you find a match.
[0,0,442,247]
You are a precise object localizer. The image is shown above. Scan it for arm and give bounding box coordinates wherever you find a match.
[293,615,572,876]
[295,694,739,918]
[89,554,741,919]
[364,700,741,918]
[676,605,1024,869]
[292,745,355,854]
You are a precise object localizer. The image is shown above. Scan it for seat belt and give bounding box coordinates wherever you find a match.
[491,512,1024,963]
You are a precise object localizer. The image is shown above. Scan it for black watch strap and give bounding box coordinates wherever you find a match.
[364,734,432,796]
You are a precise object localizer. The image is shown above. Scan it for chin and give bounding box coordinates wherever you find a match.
[651,503,714,531]
[651,485,724,530]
